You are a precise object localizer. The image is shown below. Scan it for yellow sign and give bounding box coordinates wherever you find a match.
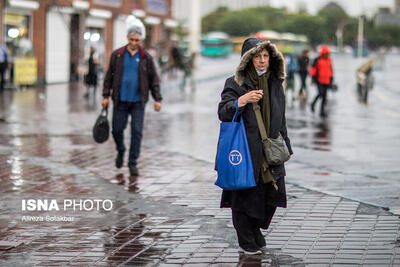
[5,13,24,25]
[14,57,37,85]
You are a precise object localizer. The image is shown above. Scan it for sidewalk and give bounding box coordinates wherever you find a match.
[0,55,399,266]
[0,134,399,266]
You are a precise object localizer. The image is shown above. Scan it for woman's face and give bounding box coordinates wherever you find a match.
[252,49,269,71]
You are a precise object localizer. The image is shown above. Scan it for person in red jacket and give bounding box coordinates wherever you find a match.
[309,45,334,117]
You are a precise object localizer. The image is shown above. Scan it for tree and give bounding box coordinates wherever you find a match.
[216,11,264,36]
[281,14,325,47]
[201,6,228,33]
[368,24,400,48]
[247,6,288,31]
[317,2,349,44]
[199,3,400,49]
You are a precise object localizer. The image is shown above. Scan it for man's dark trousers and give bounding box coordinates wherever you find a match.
[311,83,328,116]
[112,101,145,167]
[0,62,6,90]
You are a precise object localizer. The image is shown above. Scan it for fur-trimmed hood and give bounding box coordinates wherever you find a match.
[235,38,286,86]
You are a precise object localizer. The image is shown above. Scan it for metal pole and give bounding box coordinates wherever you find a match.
[336,27,343,53]
[189,0,200,54]
[357,15,364,58]
[1,0,5,44]
[78,11,86,81]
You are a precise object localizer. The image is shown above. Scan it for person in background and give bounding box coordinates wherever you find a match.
[170,42,183,72]
[0,44,11,91]
[310,45,334,117]
[101,23,162,177]
[218,38,293,255]
[297,49,310,99]
[84,46,99,98]
[285,52,297,102]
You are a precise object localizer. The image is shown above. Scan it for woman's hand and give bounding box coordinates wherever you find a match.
[238,90,263,107]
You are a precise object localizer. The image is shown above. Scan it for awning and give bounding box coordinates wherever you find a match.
[144,16,160,25]
[72,1,90,10]
[9,0,39,10]
[86,17,106,28]
[132,9,145,18]
[164,19,178,28]
[89,9,112,19]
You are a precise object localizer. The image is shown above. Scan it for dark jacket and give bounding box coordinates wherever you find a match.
[297,54,310,74]
[218,39,293,183]
[85,52,98,86]
[218,38,293,216]
[103,45,162,106]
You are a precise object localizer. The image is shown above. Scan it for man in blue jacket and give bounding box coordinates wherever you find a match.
[102,25,162,176]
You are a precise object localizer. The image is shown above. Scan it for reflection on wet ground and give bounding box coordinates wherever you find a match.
[1,81,300,266]
[287,117,331,152]
[311,120,331,151]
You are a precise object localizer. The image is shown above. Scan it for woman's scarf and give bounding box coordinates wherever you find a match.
[247,64,270,136]
[246,64,277,189]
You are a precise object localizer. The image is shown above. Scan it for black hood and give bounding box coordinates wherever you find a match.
[235,37,286,86]
[241,38,265,57]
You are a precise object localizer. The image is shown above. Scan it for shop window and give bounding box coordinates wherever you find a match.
[4,12,33,57]
[84,28,105,70]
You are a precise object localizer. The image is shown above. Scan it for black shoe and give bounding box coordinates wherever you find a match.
[320,112,327,118]
[115,151,124,169]
[129,165,139,176]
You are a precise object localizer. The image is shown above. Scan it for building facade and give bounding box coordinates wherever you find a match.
[1,0,176,84]
[375,6,400,27]
[395,0,400,13]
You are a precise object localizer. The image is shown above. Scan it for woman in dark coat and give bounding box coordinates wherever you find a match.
[297,49,310,99]
[84,46,99,98]
[218,38,293,255]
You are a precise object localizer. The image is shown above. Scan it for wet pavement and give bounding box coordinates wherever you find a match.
[0,54,399,266]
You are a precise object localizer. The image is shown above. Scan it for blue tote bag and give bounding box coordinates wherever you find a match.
[215,100,256,190]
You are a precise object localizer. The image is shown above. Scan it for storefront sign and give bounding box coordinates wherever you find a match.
[14,57,37,85]
[146,0,168,15]
[5,13,24,25]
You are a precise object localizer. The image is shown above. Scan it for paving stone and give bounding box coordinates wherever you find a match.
[303,258,332,264]
[335,253,364,259]
[332,258,363,264]
[362,259,392,265]
[213,257,240,263]
[305,253,334,259]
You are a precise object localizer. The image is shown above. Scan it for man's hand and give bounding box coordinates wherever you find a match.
[238,90,263,107]
[102,98,109,108]
[154,101,162,112]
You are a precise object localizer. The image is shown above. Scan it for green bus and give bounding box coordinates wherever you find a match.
[201,32,232,57]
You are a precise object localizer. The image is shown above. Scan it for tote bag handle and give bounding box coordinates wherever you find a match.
[232,100,239,122]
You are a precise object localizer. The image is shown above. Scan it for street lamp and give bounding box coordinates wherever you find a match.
[357,0,365,58]
[357,15,364,58]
